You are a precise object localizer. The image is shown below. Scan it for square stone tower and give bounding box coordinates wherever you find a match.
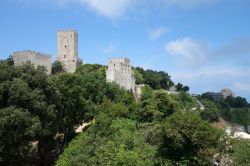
[57,30,82,73]
[106,58,135,92]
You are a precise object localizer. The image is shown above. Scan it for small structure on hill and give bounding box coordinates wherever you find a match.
[203,88,235,101]
[12,50,52,74]
[220,88,235,99]
[206,92,224,100]
[106,57,145,98]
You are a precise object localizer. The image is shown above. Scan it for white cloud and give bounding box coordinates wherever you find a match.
[16,0,220,19]
[148,27,170,41]
[79,0,133,19]
[17,0,134,19]
[165,37,250,67]
[165,37,209,67]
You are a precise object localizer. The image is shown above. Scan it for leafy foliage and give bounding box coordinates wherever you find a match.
[0,61,60,165]
[200,99,220,122]
[1,58,248,166]
[52,60,66,74]
[200,93,250,124]
[232,139,250,166]
[56,110,157,166]
[133,67,174,90]
[158,111,222,165]
[0,107,41,165]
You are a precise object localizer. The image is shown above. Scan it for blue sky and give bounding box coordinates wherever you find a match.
[1,0,250,101]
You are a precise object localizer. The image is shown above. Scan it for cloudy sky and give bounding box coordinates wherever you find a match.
[1,0,250,101]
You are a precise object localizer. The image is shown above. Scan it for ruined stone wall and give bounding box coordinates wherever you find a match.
[106,58,135,92]
[12,50,52,74]
[57,30,81,73]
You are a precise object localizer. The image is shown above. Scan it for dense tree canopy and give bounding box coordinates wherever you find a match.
[1,58,249,166]
[133,67,174,90]
[158,111,222,165]
[0,61,61,165]
[200,99,220,122]
[200,93,250,125]
[52,60,66,74]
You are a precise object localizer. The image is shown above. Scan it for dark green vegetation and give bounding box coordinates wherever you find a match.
[133,67,189,92]
[0,58,249,166]
[200,93,250,126]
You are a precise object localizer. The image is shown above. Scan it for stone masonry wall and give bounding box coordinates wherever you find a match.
[12,50,52,74]
[106,58,135,92]
[57,30,81,73]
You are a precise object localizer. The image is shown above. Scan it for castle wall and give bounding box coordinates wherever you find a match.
[57,30,81,73]
[106,58,135,92]
[12,50,52,74]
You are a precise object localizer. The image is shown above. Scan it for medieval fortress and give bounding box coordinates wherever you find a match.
[12,50,52,74]
[57,30,82,73]
[12,30,141,93]
[106,58,135,91]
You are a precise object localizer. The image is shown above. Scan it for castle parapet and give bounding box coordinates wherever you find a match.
[12,50,52,74]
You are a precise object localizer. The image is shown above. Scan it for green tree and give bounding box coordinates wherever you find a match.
[159,111,221,165]
[52,60,66,74]
[154,90,176,118]
[138,86,159,122]
[232,139,250,166]
[50,73,93,143]
[200,99,220,122]
[230,108,250,125]
[134,67,174,90]
[172,92,196,110]
[133,68,144,84]
[176,82,184,92]
[0,107,41,165]
[56,119,157,166]
[183,86,190,92]
[0,62,61,165]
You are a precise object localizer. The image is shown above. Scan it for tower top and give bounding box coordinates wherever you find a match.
[13,50,51,58]
[108,57,130,64]
[57,29,78,33]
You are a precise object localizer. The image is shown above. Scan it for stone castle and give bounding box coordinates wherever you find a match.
[204,88,235,101]
[12,30,82,74]
[57,30,82,73]
[106,58,136,92]
[12,30,142,95]
[12,50,52,74]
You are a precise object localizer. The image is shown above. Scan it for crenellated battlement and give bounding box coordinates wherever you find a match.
[12,50,52,74]
[13,50,52,58]
[57,29,81,73]
[108,57,130,65]
[106,57,135,92]
[11,29,83,74]
[57,29,78,34]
